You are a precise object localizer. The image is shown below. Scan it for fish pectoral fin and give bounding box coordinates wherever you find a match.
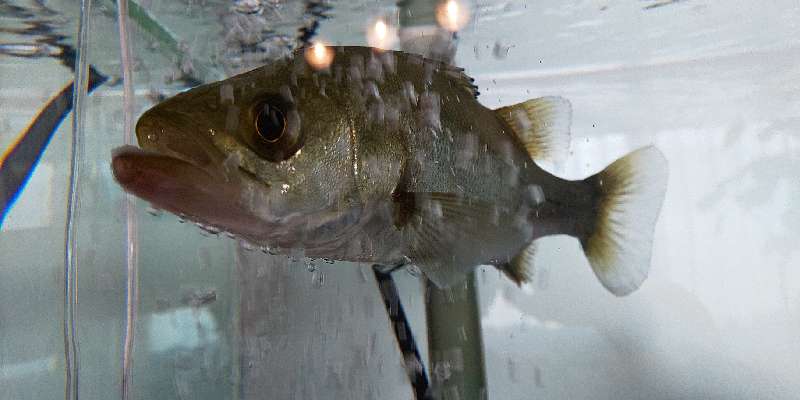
[494,96,572,164]
[498,240,538,286]
[392,191,497,288]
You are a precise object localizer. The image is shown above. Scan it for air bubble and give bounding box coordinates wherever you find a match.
[406,265,422,277]
[306,259,317,272]
[312,270,325,288]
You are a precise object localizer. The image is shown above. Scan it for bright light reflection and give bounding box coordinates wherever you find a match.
[305,42,334,70]
[367,17,398,50]
[436,0,470,32]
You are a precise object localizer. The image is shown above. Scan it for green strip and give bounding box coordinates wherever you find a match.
[98,0,218,83]
[426,274,487,400]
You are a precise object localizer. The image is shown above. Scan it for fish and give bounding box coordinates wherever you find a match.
[111,46,668,296]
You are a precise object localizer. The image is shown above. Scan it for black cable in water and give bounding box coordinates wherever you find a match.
[373,266,432,400]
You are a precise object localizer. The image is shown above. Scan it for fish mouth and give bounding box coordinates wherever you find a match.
[111,145,273,240]
[111,146,386,255]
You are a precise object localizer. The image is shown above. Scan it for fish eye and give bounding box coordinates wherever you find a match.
[254,103,286,143]
[245,97,303,162]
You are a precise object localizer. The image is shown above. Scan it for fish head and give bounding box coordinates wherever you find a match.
[112,47,405,251]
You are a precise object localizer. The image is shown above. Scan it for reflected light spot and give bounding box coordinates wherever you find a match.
[367,17,397,50]
[376,19,386,38]
[305,42,334,70]
[436,0,470,32]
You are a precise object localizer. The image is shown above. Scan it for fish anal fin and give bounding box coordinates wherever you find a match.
[499,241,537,286]
[495,96,572,164]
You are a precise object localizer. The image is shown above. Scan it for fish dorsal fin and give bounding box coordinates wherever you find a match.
[495,96,572,163]
[499,241,537,286]
[402,52,480,98]
[441,64,480,99]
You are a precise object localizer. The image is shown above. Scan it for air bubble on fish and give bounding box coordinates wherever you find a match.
[505,166,519,185]
[260,246,278,255]
[196,222,221,237]
[288,247,305,262]
[513,109,532,131]
[240,239,257,251]
[367,98,385,125]
[423,62,435,85]
[220,84,234,103]
[366,55,384,82]
[222,152,243,181]
[527,184,545,205]
[332,64,343,84]
[225,105,241,132]
[380,51,396,74]
[384,102,400,131]
[311,269,325,288]
[364,81,381,100]
[513,207,533,238]
[490,205,500,226]
[405,264,422,277]
[347,65,364,89]
[279,85,293,103]
[418,91,442,131]
[146,206,163,216]
[305,259,317,272]
[458,325,468,341]
[428,199,444,219]
[455,134,479,169]
[402,81,418,106]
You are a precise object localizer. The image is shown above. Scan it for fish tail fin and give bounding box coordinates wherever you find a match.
[579,146,668,296]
